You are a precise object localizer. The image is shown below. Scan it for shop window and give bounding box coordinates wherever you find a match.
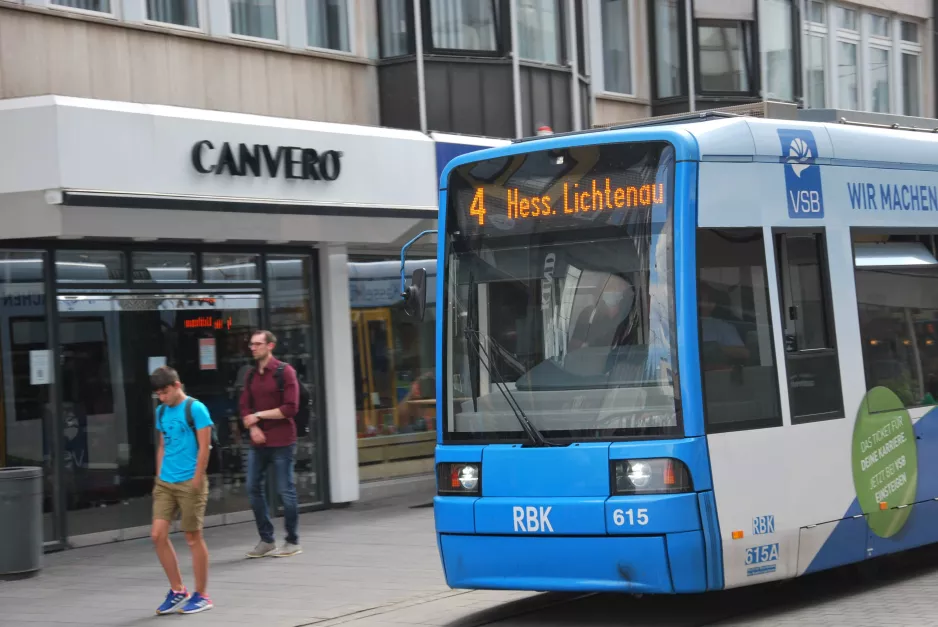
[132,252,196,283]
[0,250,55,540]
[203,253,260,283]
[56,250,125,284]
[855,235,938,411]
[51,0,111,13]
[307,0,351,52]
[697,229,783,433]
[230,0,279,40]
[429,0,499,52]
[517,0,562,64]
[349,258,436,440]
[266,255,322,505]
[147,0,199,28]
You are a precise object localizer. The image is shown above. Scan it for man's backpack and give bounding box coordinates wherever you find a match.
[157,397,222,475]
[245,362,312,437]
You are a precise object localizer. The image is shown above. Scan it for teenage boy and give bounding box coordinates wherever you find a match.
[150,366,214,615]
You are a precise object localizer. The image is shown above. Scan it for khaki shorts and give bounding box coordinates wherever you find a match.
[152,478,209,532]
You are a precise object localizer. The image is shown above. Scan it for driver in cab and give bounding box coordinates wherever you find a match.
[568,274,635,352]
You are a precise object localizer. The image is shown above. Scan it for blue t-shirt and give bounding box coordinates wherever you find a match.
[157,397,213,484]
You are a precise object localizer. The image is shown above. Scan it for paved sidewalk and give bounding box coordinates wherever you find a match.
[0,494,465,626]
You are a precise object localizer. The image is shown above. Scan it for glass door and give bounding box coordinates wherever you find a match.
[58,293,263,537]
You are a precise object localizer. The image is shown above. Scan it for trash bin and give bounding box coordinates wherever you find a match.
[0,467,43,579]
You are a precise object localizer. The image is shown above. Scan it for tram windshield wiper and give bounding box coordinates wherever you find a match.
[463,272,556,448]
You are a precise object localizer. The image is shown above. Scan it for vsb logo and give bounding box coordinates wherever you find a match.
[778,129,824,219]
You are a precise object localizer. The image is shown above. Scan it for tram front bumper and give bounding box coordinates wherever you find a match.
[438,531,706,593]
[435,494,712,594]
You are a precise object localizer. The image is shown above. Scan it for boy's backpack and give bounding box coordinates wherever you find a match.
[245,362,312,437]
[157,397,222,475]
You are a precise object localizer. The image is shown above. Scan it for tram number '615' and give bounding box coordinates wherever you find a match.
[746,543,779,565]
[613,508,648,526]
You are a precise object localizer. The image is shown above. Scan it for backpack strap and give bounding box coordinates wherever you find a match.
[245,368,257,412]
[157,404,166,434]
[184,397,196,433]
[274,362,287,404]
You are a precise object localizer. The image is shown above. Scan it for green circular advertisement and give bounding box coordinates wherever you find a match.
[851,387,918,538]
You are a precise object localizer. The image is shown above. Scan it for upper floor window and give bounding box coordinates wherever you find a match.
[147,0,199,28]
[807,0,825,24]
[900,20,923,116]
[836,6,857,31]
[653,0,683,98]
[601,0,632,94]
[307,0,350,51]
[517,0,562,64]
[696,20,754,93]
[231,0,278,41]
[760,0,794,101]
[430,0,499,52]
[379,0,412,57]
[51,0,110,12]
[805,3,922,115]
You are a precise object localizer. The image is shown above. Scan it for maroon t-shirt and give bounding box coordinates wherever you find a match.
[239,358,299,448]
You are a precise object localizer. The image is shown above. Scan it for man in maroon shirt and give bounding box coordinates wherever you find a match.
[240,330,302,558]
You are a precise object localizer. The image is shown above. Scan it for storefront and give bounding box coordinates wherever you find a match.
[349,133,509,482]
[0,95,438,549]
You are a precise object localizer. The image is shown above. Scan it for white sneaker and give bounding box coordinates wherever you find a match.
[246,541,277,558]
[272,542,302,557]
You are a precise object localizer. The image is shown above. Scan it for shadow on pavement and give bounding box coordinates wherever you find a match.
[441,543,938,626]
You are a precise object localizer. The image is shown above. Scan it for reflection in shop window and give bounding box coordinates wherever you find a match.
[132,251,196,283]
[349,258,436,439]
[266,254,323,505]
[203,253,260,283]
[56,250,125,283]
[0,250,54,540]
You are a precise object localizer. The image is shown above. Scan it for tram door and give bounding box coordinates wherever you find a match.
[351,308,398,436]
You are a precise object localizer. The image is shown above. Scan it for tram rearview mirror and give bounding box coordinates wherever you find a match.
[403,268,428,321]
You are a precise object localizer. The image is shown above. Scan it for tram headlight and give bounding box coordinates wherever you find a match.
[612,458,692,495]
[437,462,481,496]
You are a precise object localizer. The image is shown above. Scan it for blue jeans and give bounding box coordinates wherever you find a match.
[247,444,299,545]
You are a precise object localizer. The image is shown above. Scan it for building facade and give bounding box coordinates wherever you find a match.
[0,0,933,549]
[588,0,935,126]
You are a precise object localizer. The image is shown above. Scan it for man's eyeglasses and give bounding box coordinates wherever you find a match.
[248,342,266,348]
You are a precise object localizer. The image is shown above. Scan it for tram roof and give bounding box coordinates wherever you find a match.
[440,110,938,183]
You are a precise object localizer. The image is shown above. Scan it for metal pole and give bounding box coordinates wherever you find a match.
[567,0,582,131]
[684,0,696,112]
[510,0,524,138]
[413,0,428,132]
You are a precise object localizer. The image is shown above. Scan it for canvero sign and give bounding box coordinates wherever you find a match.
[191,140,342,181]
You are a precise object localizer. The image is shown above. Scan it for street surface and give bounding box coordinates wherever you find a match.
[2,491,938,626]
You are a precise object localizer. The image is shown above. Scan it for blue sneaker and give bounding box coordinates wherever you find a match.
[179,592,213,614]
[156,588,188,615]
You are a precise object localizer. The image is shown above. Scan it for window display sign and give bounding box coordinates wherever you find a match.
[199,338,217,370]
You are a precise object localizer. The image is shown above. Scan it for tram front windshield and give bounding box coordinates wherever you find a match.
[445,141,681,442]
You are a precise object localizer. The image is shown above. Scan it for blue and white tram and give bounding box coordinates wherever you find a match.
[401,112,938,593]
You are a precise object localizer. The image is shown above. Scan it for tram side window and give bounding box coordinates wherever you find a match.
[775,231,844,423]
[697,229,783,432]
[855,234,938,411]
